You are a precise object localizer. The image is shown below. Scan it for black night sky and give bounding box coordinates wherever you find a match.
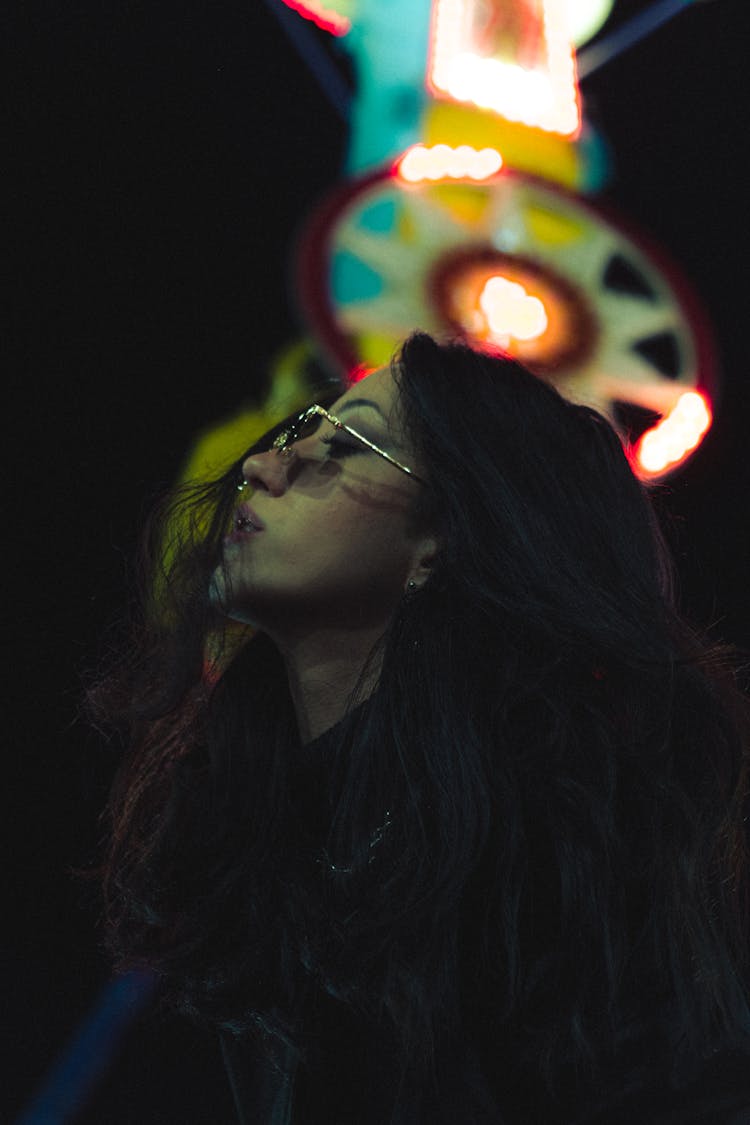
[5,1,748,1120]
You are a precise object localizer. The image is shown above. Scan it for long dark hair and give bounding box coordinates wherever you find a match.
[89,332,750,1105]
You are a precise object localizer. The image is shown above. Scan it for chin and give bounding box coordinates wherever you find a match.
[208,567,260,626]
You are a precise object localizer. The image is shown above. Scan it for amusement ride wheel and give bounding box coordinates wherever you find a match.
[297,167,716,479]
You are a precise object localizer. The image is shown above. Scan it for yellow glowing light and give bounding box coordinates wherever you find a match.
[396,143,504,183]
[428,0,580,136]
[279,0,351,36]
[479,276,549,345]
[637,391,712,475]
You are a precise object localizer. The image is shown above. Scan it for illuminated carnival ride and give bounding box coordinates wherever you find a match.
[184,0,715,485]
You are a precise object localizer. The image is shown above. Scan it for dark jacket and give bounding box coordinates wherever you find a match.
[220,712,750,1125]
[220,1000,750,1125]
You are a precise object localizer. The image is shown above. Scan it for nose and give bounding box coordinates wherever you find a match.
[240,447,295,497]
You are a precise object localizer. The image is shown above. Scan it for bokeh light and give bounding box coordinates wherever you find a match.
[396,143,504,183]
[636,392,712,476]
[428,0,580,136]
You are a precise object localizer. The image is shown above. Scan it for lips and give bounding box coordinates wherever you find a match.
[225,502,265,543]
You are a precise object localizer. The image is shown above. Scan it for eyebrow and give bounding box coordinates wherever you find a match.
[336,398,387,421]
[333,397,405,454]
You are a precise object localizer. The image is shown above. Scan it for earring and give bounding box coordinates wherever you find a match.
[406,579,418,594]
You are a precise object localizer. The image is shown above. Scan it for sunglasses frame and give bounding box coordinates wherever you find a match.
[270,404,425,483]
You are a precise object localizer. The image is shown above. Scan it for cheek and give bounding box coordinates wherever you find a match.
[297,496,414,586]
[314,508,406,570]
[224,479,419,606]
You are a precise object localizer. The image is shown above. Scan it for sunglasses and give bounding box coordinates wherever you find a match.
[267,404,425,483]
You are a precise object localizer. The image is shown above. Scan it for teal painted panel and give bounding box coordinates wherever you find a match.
[357,198,397,234]
[332,250,384,303]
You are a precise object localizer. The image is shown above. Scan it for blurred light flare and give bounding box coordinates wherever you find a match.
[428,0,581,136]
[395,143,504,183]
[636,391,712,476]
[479,276,549,344]
[431,247,592,371]
[349,362,377,384]
[279,0,351,36]
[280,0,614,47]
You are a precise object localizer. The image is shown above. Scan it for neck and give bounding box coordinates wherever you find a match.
[269,623,385,744]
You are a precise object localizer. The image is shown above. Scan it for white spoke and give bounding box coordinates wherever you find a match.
[334,225,421,282]
[554,227,625,292]
[597,366,691,414]
[338,290,437,335]
[401,189,476,247]
[485,178,535,252]
[597,292,682,342]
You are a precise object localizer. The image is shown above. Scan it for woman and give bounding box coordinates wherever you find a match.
[92,332,750,1123]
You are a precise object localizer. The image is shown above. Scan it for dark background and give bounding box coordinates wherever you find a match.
[4,1,747,1120]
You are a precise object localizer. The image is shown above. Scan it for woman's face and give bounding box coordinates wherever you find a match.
[212,366,436,634]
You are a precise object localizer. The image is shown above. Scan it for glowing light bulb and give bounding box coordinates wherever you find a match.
[675,392,709,425]
[428,0,580,135]
[639,432,667,473]
[396,144,503,184]
[479,276,548,345]
[636,391,712,475]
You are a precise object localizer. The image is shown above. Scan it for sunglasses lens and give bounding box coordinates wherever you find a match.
[297,412,322,441]
[272,410,323,453]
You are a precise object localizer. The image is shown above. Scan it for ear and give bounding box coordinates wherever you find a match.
[408,533,440,589]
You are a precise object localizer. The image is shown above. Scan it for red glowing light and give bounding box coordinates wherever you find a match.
[279,0,351,36]
[348,362,377,384]
[427,0,580,136]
